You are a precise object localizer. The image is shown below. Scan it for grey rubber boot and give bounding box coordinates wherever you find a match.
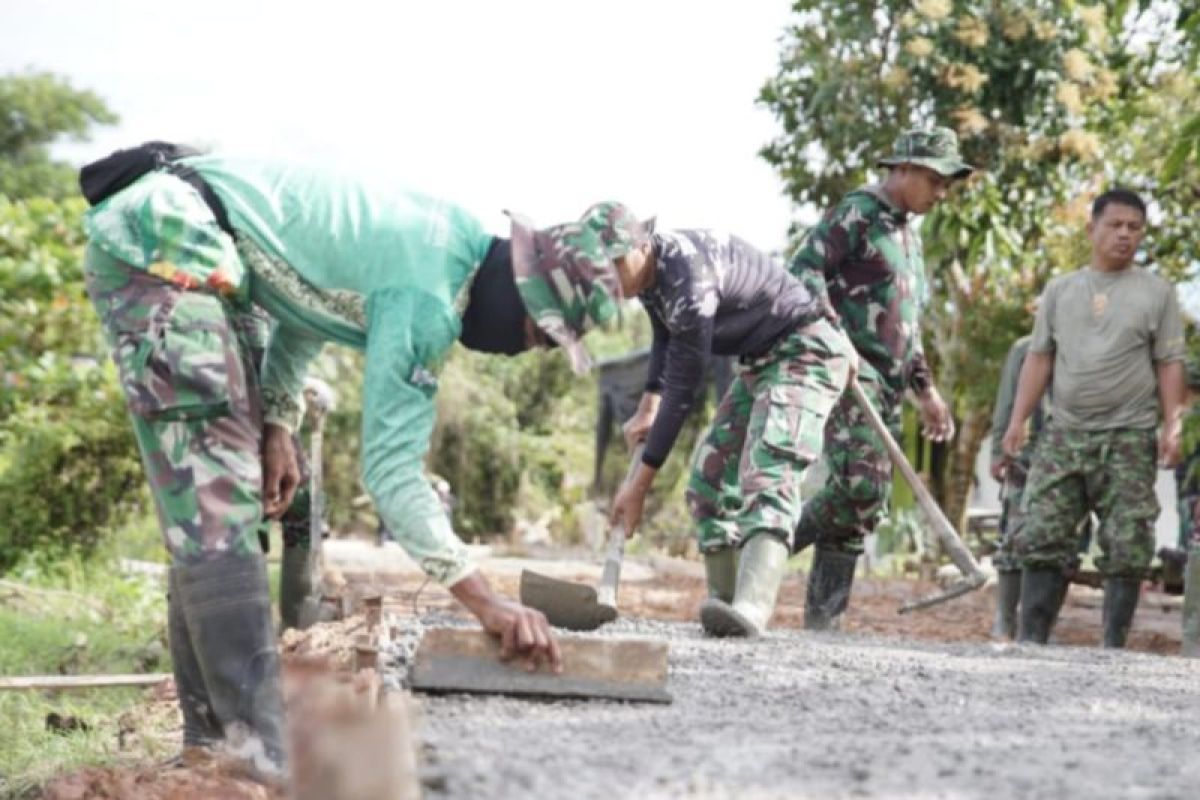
[804,548,858,632]
[1017,568,1067,644]
[1182,551,1200,658]
[175,553,289,779]
[699,534,789,638]
[279,544,314,632]
[991,570,1021,640]
[703,547,737,604]
[167,569,222,750]
[1101,577,1141,649]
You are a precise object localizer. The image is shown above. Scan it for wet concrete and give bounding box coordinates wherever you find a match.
[413,618,1200,800]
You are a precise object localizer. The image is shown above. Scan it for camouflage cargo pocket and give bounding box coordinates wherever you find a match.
[758,384,823,462]
[111,291,240,422]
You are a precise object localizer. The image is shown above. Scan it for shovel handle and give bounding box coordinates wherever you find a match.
[848,380,983,582]
[596,444,645,607]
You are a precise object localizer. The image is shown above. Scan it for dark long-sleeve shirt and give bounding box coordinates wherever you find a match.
[637,229,824,468]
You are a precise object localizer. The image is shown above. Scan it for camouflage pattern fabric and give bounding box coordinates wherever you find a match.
[792,372,901,555]
[787,187,933,397]
[1015,425,1159,577]
[84,244,266,563]
[509,201,650,373]
[1177,452,1200,551]
[235,307,315,550]
[876,126,974,179]
[687,318,852,552]
[992,457,1032,572]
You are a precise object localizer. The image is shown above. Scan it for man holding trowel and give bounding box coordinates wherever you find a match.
[80,144,641,779]
[610,227,858,638]
[787,127,973,631]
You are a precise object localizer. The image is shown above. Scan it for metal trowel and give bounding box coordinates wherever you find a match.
[520,445,645,631]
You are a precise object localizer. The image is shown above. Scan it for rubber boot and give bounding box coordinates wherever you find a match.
[704,547,737,604]
[991,570,1021,640]
[175,553,289,780]
[804,548,858,632]
[1101,577,1140,649]
[699,534,789,638]
[279,544,314,632]
[1017,568,1067,644]
[166,569,222,753]
[1181,551,1200,658]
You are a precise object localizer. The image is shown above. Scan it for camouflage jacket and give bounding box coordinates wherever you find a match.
[787,186,932,395]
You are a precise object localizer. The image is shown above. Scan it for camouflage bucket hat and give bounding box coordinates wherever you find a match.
[508,201,653,374]
[878,126,974,179]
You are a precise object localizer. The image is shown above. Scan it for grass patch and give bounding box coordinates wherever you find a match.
[0,515,174,799]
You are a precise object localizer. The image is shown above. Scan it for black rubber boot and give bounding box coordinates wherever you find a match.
[1101,577,1141,649]
[279,544,314,632]
[991,570,1021,640]
[166,569,222,750]
[176,553,289,779]
[1017,568,1067,644]
[804,548,858,632]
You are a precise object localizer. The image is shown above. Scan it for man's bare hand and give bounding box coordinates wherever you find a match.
[262,424,301,518]
[452,573,562,673]
[610,481,648,540]
[916,386,955,442]
[1159,424,1183,468]
[622,413,654,451]
[1001,423,1027,459]
[989,458,1009,483]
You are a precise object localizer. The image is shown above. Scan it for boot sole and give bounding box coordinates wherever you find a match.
[699,599,760,639]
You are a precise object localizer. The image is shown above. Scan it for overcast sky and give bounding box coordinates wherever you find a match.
[1,0,801,251]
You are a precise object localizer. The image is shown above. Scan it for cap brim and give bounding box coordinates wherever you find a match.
[877,156,974,179]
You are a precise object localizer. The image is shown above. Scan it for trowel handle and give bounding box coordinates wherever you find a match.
[848,380,982,581]
[596,444,645,607]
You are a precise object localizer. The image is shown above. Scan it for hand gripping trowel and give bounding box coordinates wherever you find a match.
[519,444,645,631]
[848,380,987,613]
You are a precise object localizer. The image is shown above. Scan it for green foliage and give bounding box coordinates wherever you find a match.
[0,361,148,572]
[0,70,118,201]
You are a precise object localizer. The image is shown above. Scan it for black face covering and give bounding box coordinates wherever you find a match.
[459,237,536,355]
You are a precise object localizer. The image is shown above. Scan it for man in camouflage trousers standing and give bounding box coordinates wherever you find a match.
[610,228,857,638]
[989,333,1044,638]
[787,128,972,630]
[1003,188,1185,648]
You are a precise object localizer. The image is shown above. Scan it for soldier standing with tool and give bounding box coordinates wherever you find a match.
[1003,188,1186,648]
[610,228,857,639]
[81,145,640,779]
[787,128,973,631]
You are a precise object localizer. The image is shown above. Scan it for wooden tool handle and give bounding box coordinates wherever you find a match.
[596,444,645,607]
[848,380,982,580]
[0,673,171,691]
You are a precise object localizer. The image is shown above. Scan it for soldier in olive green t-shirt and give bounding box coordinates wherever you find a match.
[1001,188,1186,649]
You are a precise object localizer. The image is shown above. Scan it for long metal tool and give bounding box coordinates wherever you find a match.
[848,380,987,613]
[519,444,645,631]
[297,379,336,629]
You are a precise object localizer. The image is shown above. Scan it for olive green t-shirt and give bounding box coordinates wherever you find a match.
[1029,266,1185,430]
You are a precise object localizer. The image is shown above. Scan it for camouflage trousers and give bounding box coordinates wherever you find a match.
[791,370,901,555]
[991,457,1032,573]
[84,244,267,565]
[687,318,853,552]
[1015,425,1159,577]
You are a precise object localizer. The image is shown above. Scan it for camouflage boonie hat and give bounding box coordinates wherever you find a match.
[508,201,653,374]
[878,127,974,179]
